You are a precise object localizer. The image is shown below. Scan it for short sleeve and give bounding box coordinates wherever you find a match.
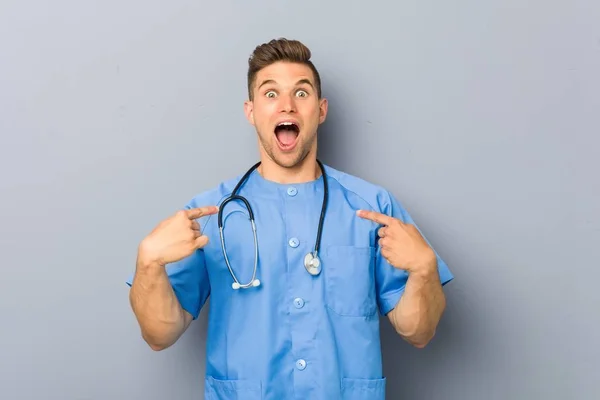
[125,206,212,320]
[375,192,454,316]
[126,249,211,320]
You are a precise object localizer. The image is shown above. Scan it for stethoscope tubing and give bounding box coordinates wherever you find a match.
[217,160,328,289]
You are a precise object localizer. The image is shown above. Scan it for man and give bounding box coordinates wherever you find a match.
[127,38,453,399]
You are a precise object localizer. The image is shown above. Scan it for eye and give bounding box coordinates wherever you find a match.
[265,90,277,98]
[296,90,308,98]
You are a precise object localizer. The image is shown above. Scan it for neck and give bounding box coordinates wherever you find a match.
[257,155,321,184]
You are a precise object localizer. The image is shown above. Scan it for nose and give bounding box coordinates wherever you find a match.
[279,93,297,113]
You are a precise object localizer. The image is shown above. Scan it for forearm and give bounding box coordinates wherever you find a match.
[389,268,446,348]
[129,258,189,350]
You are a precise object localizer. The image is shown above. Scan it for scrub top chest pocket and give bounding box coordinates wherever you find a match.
[323,244,378,317]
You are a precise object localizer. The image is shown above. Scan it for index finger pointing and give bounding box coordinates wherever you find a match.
[356,209,395,225]
[186,206,219,219]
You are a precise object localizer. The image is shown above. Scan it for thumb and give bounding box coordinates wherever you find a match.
[194,235,210,249]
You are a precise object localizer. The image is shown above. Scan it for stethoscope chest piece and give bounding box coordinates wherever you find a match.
[304,252,322,276]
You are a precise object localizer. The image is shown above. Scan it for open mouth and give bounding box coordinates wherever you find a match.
[274,121,300,150]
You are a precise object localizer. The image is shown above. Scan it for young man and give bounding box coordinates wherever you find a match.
[127,38,453,399]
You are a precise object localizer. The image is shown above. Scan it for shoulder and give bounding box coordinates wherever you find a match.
[323,164,399,213]
[183,172,244,209]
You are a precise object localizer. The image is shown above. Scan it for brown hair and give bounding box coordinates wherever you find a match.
[247,38,322,100]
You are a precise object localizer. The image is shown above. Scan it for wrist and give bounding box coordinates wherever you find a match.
[409,254,437,280]
[136,258,164,273]
[137,240,164,271]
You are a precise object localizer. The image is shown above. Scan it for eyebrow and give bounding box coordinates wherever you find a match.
[257,78,315,91]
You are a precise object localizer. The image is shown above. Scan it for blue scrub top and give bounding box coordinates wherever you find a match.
[127,163,453,400]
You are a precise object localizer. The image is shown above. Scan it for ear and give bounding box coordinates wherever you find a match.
[244,100,255,126]
[318,97,328,124]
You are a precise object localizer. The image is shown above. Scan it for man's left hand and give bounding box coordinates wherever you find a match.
[357,209,437,275]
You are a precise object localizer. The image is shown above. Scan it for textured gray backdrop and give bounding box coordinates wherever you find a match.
[1,0,599,399]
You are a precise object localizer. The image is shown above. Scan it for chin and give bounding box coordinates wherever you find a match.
[270,151,307,169]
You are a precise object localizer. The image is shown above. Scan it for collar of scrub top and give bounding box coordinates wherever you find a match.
[217,160,329,289]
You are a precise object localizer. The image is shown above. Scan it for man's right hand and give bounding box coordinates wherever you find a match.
[137,206,219,268]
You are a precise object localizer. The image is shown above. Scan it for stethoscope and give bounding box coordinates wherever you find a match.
[218,160,328,290]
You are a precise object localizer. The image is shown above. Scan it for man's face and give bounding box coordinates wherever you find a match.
[244,61,328,169]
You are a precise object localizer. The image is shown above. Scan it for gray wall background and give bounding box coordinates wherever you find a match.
[1,0,599,399]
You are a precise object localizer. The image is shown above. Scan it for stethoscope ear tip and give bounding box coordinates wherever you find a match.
[231,279,260,290]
